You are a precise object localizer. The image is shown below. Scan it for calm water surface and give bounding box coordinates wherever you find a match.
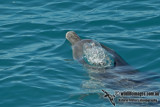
[0,0,160,107]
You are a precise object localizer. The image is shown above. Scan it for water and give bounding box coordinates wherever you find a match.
[0,0,160,107]
[83,41,113,68]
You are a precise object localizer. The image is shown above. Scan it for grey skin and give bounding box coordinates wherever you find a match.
[66,31,141,90]
[66,31,137,73]
[67,31,127,66]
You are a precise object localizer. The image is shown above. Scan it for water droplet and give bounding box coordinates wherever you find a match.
[83,41,114,68]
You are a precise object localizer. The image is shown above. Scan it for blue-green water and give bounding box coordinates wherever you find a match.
[0,0,160,107]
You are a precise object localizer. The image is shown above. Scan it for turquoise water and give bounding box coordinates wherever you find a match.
[0,0,160,107]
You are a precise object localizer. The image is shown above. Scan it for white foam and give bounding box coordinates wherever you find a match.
[83,41,114,68]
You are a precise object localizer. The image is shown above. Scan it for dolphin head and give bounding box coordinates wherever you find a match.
[66,31,81,45]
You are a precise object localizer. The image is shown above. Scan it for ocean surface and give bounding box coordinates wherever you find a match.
[0,0,160,107]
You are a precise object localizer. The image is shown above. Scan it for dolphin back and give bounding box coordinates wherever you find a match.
[100,44,129,66]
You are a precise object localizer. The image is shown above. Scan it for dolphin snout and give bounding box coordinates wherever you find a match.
[66,31,81,45]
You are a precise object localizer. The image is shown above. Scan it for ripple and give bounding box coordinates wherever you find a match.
[0,0,160,107]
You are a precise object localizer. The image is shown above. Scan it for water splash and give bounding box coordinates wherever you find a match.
[83,41,114,68]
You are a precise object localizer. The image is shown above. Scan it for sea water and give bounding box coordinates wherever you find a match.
[0,0,160,107]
